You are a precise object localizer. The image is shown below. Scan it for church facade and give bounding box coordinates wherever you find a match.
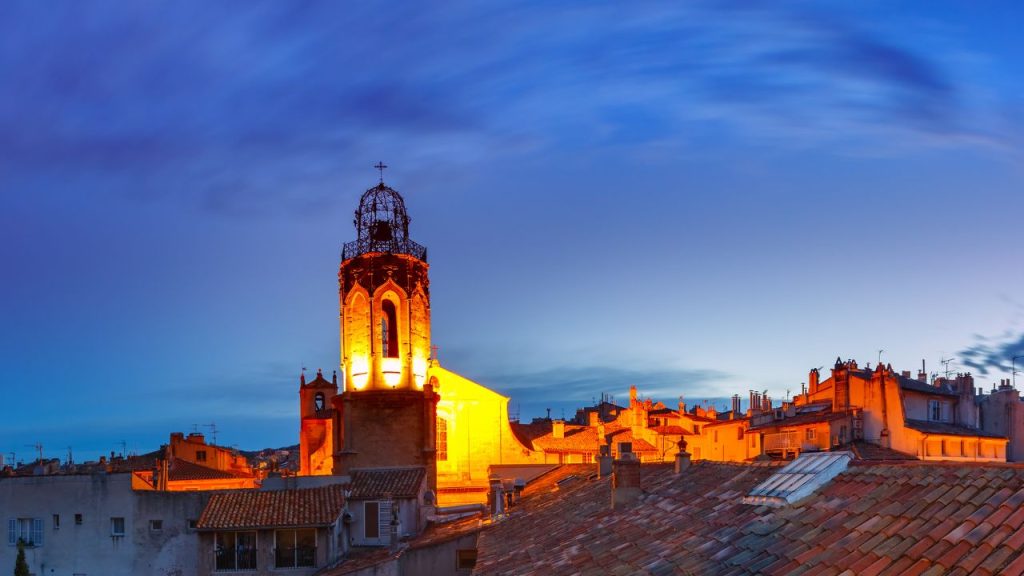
[298,177,540,504]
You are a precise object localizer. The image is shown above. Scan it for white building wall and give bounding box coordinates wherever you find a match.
[0,472,209,576]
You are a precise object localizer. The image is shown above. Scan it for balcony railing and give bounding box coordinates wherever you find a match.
[342,238,427,262]
[763,431,800,453]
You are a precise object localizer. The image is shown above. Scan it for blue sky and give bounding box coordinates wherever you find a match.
[2,1,1023,461]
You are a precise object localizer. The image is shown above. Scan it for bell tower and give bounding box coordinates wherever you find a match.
[332,174,439,491]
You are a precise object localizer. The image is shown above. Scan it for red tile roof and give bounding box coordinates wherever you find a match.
[196,485,345,530]
[904,419,1006,439]
[473,460,1024,575]
[510,421,658,453]
[168,459,248,481]
[348,467,425,500]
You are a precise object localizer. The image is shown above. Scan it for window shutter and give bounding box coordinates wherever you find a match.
[32,518,43,546]
[7,518,15,545]
[378,501,392,539]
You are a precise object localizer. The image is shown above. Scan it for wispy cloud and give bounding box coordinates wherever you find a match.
[0,1,1006,215]
[960,330,1024,376]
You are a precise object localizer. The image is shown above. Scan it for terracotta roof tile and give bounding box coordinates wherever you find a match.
[348,466,425,500]
[474,460,1024,576]
[197,484,344,530]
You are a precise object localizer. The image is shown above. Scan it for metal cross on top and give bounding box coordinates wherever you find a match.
[374,161,388,183]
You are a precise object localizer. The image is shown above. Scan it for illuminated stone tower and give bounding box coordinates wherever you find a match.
[332,177,439,491]
[298,369,337,476]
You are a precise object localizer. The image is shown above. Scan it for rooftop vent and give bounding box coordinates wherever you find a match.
[742,451,852,507]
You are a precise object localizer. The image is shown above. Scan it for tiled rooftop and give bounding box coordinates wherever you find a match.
[348,466,425,500]
[510,421,657,453]
[905,419,1006,439]
[197,484,345,530]
[473,459,1024,576]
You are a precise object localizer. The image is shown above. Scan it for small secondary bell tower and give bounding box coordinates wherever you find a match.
[332,169,439,491]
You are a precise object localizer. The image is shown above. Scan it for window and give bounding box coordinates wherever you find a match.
[275,529,316,568]
[713,431,719,442]
[364,502,379,539]
[53,514,59,530]
[7,518,43,547]
[737,428,745,440]
[74,513,82,525]
[149,520,163,532]
[363,501,392,542]
[437,417,448,461]
[806,429,817,441]
[583,453,593,463]
[314,392,325,412]
[111,517,125,537]
[694,425,701,435]
[215,531,257,571]
[929,400,942,422]
[196,450,207,463]
[188,519,198,531]
[381,299,398,358]
[456,549,478,570]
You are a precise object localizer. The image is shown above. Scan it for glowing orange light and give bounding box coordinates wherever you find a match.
[350,357,369,390]
[382,357,402,387]
[413,357,427,388]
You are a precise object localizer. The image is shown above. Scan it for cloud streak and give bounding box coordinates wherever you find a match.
[0,1,1004,215]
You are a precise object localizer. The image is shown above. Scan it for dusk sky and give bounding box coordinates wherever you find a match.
[3,1,1024,462]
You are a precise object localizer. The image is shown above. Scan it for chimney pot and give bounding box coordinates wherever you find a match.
[611,457,641,509]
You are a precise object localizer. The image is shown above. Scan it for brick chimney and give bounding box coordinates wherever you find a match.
[552,420,565,439]
[611,450,641,509]
[674,437,691,474]
[597,444,613,478]
[588,411,600,426]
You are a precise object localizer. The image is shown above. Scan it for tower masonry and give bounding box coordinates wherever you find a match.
[332,180,439,492]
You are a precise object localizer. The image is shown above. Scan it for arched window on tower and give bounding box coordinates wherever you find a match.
[314,392,325,412]
[381,300,399,358]
[436,417,448,461]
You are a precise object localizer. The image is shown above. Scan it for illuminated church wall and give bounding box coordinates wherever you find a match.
[430,365,542,504]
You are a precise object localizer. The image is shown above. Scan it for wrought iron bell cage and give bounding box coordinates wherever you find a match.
[342,182,427,261]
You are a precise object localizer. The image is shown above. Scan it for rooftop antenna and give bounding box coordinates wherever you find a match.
[25,443,43,464]
[66,447,73,466]
[202,422,218,445]
[941,357,955,379]
[877,349,885,365]
[375,161,388,183]
[118,440,127,458]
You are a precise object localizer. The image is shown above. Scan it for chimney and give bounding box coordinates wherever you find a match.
[919,359,927,382]
[597,444,613,478]
[611,449,641,509]
[588,411,600,427]
[902,370,912,379]
[552,420,565,439]
[674,437,691,474]
[731,395,741,415]
[488,474,505,518]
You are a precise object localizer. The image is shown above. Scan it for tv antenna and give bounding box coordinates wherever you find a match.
[202,422,219,445]
[941,357,956,379]
[25,443,43,464]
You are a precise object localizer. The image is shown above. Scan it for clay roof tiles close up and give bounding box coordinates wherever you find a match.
[196,484,345,530]
[347,466,426,500]
[473,458,1024,576]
